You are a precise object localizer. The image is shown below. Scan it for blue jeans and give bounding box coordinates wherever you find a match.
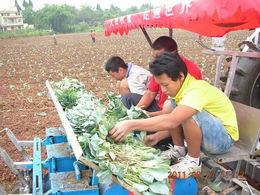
[170,99,234,154]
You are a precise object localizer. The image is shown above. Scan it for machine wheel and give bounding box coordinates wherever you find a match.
[221,57,260,109]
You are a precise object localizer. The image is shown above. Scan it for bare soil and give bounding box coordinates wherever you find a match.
[0,29,259,193]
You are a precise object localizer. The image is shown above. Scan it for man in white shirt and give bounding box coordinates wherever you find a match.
[53,33,57,45]
[105,56,152,96]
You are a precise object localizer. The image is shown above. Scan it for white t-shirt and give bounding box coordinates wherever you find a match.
[127,64,152,95]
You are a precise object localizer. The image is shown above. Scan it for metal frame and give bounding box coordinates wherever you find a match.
[32,138,43,195]
[5,128,31,161]
[139,26,173,47]
[140,25,152,47]
[0,147,30,192]
[0,185,8,195]
[203,50,260,97]
[242,28,260,51]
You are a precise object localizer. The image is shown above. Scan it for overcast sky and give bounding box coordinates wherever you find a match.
[0,0,173,11]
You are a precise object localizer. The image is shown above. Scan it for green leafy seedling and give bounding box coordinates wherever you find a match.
[210,181,222,192]
[23,146,29,151]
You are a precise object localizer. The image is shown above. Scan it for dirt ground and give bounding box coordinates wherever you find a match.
[0,29,259,193]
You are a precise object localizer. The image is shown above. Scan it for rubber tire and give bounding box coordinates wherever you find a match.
[227,57,260,109]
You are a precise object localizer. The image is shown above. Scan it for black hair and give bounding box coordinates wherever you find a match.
[105,56,128,72]
[149,52,187,81]
[152,36,178,52]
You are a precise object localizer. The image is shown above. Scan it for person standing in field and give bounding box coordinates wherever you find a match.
[90,30,93,39]
[92,30,96,43]
[53,32,57,45]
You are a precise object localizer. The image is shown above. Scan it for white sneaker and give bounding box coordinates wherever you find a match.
[160,144,185,160]
[169,156,201,179]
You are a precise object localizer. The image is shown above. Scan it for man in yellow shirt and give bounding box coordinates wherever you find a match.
[109,52,238,179]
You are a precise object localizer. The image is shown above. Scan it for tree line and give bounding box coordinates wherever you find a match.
[14,0,155,33]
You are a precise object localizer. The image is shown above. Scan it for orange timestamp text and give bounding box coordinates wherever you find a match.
[168,170,245,179]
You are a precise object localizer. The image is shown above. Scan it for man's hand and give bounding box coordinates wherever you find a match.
[147,110,163,117]
[144,131,171,146]
[109,120,132,142]
[144,110,151,116]
[144,133,159,147]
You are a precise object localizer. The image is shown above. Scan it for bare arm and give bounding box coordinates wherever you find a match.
[144,131,171,146]
[147,110,163,117]
[136,90,157,109]
[118,78,130,96]
[109,105,197,142]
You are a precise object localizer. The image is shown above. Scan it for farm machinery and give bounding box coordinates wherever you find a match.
[0,81,199,195]
[1,0,260,195]
[1,78,259,195]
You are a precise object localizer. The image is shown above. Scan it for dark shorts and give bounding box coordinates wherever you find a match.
[121,93,160,112]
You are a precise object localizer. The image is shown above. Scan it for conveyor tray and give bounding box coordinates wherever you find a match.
[46,80,141,195]
[50,170,98,194]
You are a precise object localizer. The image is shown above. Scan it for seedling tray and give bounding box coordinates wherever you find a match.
[46,80,141,195]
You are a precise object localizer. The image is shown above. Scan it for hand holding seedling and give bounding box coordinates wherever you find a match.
[109,120,132,142]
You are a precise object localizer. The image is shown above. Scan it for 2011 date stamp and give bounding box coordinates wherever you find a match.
[168,170,245,179]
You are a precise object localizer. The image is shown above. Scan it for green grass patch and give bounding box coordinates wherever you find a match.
[0,28,52,39]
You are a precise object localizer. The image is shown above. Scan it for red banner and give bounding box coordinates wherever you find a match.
[105,0,260,37]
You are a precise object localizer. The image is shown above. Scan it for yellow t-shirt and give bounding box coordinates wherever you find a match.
[172,74,239,141]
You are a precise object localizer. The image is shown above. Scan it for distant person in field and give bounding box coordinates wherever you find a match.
[92,30,96,43]
[53,32,57,45]
[105,56,152,96]
[90,30,93,39]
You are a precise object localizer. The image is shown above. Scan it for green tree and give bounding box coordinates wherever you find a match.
[96,4,103,12]
[61,4,77,16]
[34,4,76,31]
[76,5,93,24]
[23,6,34,24]
[140,3,153,11]
[123,6,138,15]
[49,6,75,33]
[101,4,121,22]
[19,2,158,34]
[23,0,29,8]
[28,0,33,7]
[102,11,120,23]
[15,0,22,15]
[94,9,103,22]
[33,4,54,30]
[109,4,121,15]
